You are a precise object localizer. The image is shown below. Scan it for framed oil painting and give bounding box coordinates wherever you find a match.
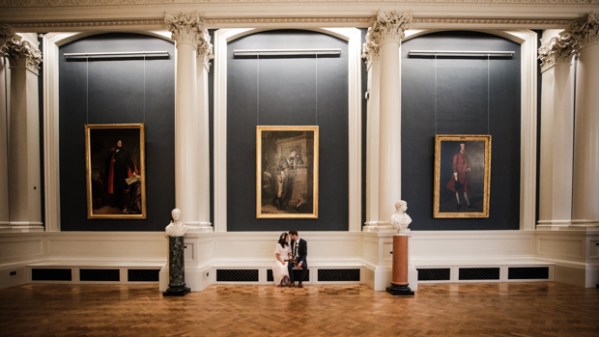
[85,123,147,219]
[433,134,491,218]
[256,125,319,219]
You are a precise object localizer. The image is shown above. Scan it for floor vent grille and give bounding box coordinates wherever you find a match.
[508,267,549,280]
[216,269,259,282]
[318,269,360,282]
[418,268,451,281]
[80,269,120,282]
[32,268,72,281]
[459,267,500,280]
[128,269,160,282]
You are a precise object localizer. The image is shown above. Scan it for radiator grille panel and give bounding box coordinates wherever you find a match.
[80,269,120,281]
[318,269,360,282]
[508,267,549,280]
[418,268,451,281]
[32,268,72,281]
[459,268,500,280]
[128,269,160,282]
[217,269,259,282]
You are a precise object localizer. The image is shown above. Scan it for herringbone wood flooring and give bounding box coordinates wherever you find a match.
[1,282,598,337]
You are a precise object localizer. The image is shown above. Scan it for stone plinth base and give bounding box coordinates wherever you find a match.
[386,283,414,296]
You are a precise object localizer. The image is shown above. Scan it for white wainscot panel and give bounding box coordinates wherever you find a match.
[0,235,44,263]
[44,233,167,261]
[537,236,585,261]
[410,231,536,263]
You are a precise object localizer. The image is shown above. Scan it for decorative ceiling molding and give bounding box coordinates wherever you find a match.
[4,16,577,32]
[0,0,597,7]
[0,0,594,31]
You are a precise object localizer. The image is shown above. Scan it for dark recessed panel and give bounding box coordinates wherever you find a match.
[80,269,120,281]
[418,268,451,281]
[508,267,549,280]
[32,268,72,281]
[216,269,259,282]
[318,269,360,282]
[459,267,500,280]
[128,269,160,282]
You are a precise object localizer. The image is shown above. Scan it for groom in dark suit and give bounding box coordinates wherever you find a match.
[288,230,308,288]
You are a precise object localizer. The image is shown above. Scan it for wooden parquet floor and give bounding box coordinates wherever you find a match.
[1,282,598,337]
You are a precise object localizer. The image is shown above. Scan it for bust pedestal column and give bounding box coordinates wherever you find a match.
[163,236,190,296]
[387,234,414,295]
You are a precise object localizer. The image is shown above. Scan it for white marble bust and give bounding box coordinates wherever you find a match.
[391,200,412,234]
[165,208,187,237]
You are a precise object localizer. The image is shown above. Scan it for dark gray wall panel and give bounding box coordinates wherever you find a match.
[227,30,349,231]
[59,33,175,231]
[401,31,521,230]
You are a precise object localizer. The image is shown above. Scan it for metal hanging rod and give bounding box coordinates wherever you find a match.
[233,48,341,57]
[63,50,170,59]
[408,50,514,57]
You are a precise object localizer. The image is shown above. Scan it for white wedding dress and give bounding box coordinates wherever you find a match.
[273,243,290,286]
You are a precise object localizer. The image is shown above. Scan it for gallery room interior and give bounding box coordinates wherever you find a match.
[0,0,598,334]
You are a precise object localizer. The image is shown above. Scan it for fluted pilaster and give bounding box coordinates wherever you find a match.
[537,30,575,227]
[362,28,382,228]
[571,12,599,226]
[196,22,214,232]
[0,23,43,231]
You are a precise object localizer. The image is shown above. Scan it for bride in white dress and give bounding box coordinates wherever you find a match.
[273,232,291,286]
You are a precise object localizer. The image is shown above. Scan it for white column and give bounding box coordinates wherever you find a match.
[166,12,202,229]
[362,28,381,229]
[571,13,599,227]
[0,54,9,228]
[195,31,214,232]
[372,10,411,229]
[537,30,575,227]
[4,32,43,231]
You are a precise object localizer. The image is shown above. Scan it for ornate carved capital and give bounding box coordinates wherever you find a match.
[165,12,213,68]
[165,12,204,46]
[197,28,214,70]
[0,23,42,74]
[569,11,599,48]
[372,10,412,43]
[361,27,381,65]
[362,10,411,63]
[538,31,579,71]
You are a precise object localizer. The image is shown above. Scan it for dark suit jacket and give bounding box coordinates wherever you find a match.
[292,238,308,267]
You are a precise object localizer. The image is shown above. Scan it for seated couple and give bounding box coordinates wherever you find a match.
[273,230,308,288]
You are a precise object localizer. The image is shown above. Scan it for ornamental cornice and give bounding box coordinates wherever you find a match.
[3,17,579,32]
[1,0,598,7]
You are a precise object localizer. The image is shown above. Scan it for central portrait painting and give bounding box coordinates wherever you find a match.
[256,126,319,219]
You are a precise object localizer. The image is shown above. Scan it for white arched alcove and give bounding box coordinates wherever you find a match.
[213,27,363,233]
[42,31,172,232]
[402,29,538,231]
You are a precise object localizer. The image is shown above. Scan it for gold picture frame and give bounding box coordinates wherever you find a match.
[256,125,319,219]
[433,134,491,218]
[85,123,147,219]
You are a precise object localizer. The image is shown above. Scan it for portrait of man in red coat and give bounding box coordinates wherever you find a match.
[446,142,472,209]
